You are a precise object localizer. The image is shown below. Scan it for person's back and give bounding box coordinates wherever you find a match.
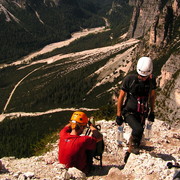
[58,111,103,173]
[59,125,96,172]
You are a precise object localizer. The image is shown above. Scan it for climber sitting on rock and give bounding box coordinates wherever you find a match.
[58,111,103,174]
[116,57,157,159]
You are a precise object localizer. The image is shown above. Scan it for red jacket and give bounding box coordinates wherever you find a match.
[58,126,96,172]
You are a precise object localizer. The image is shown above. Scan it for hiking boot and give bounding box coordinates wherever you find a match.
[129,145,140,154]
[128,135,140,154]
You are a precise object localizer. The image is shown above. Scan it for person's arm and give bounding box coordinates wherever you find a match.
[149,89,156,113]
[89,125,103,142]
[60,123,71,136]
[117,89,126,116]
[148,89,156,122]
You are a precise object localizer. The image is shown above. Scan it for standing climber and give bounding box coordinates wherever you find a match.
[116,57,156,157]
[58,111,103,174]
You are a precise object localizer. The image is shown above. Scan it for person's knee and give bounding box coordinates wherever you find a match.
[126,114,144,138]
[132,126,143,139]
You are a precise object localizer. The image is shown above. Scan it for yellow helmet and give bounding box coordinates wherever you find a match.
[70,111,88,126]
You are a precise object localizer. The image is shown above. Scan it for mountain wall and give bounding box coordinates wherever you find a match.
[126,0,180,122]
[127,0,179,44]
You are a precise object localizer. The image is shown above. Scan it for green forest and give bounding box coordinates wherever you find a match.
[0,49,125,157]
[0,0,131,63]
[0,0,132,158]
[0,112,70,158]
[0,0,104,63]
[0,106,116,158]
[1,49,126,113]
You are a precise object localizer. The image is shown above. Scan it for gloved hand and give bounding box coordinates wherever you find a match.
[116,116,124,126]
[148,112,155,122]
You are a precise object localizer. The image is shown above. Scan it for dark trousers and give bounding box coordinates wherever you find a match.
[125,113,144,144]
[85,150,94,174]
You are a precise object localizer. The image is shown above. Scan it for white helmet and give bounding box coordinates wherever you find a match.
[136,57,153,76]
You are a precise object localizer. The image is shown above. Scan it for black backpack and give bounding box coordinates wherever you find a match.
[85,124,104,167]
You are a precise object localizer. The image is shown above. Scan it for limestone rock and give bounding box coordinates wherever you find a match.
[0,119,179,180]
[127,0,179,46]
[106,167,124,180]
[68,167,86,179]
[156,54,180,121]
[23,172,34,178]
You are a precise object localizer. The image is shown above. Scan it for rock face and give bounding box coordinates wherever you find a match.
[127,0,179,46]
[0,119,179,180]
[158,54,180,89]
[126,0,179,122]
[128,0,160,38]
[156,54,180,121]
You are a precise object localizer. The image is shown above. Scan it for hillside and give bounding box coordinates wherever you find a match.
[0,0,132,63]
[0,0,179,164]
[0,27,139,158]
[0,119,179,179]
[0,0,103,62]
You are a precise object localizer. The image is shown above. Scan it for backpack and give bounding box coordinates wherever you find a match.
[85,124,104,167]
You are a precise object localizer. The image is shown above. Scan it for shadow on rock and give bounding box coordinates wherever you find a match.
[0,167,10,174]
[150,152,177,161]
[173,171,180,180]
[87,164,124,177]
[140,145,156,152]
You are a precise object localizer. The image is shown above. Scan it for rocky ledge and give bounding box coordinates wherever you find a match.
[0,119,179,180]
